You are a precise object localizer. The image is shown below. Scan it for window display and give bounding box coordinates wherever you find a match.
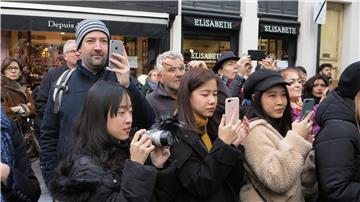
[183,37,231,69]
[1,30,150,88]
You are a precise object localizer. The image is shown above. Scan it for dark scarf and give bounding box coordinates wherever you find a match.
[1,108,15,202]
[1,75,28,100]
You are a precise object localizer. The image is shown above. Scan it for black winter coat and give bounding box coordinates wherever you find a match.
[35,64,69,118]
[314,90,360,201]
[49,154,175,202]
[169,118,245,202]
[40,61,155,185]
[1,117,41,202]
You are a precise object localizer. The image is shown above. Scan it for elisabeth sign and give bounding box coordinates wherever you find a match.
[183,16,240,30]
[260,23,298,35]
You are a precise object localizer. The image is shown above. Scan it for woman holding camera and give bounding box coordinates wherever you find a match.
[239,69,316,201]
[168,67,249,202]
[49,81,173,202]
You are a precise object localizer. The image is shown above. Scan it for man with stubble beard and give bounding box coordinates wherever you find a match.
[40,19,155,187]
[146,51,186,118]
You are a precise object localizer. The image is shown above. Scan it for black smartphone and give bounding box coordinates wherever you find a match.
[300,98,315,120]
[109,40,124,69]
[248,50,266,61]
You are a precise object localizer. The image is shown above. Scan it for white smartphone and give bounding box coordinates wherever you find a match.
[225,97,239,125]
[109,40,124,69]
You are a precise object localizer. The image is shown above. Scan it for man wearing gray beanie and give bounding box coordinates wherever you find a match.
[40,19,155,187]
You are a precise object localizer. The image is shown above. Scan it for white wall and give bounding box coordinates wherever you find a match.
[341,1,360,72]
[297,1,319,77]
[239,0,259,55]
[170,0,182,53]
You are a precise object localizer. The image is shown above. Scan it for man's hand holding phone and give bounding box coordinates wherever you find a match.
[107,40,131,88]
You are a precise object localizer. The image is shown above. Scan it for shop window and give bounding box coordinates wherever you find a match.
[1,30,150,88]
[183,37,231,69]
[258,38,288,60]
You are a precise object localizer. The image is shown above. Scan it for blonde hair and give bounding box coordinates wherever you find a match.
[355,91,360,131]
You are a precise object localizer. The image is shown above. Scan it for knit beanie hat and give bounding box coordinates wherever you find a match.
[337,61,360,99]
[75,19,110,50]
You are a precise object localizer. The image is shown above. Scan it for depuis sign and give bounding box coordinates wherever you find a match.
[31,17,81,32]
[47,20,76,30]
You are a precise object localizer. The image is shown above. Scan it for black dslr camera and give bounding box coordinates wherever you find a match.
[144,115,182,147]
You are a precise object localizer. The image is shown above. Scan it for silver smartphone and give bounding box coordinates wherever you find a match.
[109,40,124,69]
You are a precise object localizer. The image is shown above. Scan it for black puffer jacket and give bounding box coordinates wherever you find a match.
[49,154,174,202]
[314,89,360,201]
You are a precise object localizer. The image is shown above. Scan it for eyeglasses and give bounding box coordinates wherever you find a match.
[5,66,20,71]
[162,62,190,73]
[65,50,77,54]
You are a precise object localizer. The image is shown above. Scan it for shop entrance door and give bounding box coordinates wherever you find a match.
[319,2,344,85]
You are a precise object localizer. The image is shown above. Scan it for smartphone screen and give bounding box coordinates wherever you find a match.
[109,40,124,69]
[225,97,240,125]
[300,98,315,120]
[248,50,266,61]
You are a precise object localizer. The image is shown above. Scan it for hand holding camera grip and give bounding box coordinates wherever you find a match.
[130,129,155,165]
[150,147,171,168]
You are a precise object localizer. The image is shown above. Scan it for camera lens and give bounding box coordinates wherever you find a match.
[146,130,175,147]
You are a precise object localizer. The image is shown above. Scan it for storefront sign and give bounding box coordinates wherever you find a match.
[183,16,240,30]
[47,20,76,31]
[191,52,221,60]
[194,18,232,29]
[32,18,81,32]
[260,23,298,35]
[1,15,167,37]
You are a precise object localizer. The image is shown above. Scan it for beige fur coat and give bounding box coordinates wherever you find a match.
[240,119,316,202]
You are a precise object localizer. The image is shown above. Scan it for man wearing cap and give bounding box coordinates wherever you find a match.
[40,19,155,185]
[318,63,332,83]
[213,51,246,101]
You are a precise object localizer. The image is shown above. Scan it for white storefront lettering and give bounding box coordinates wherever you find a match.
[48,20,75,30]
[264,25,296,34]
[191,52,221,60]
[193,18,232,29]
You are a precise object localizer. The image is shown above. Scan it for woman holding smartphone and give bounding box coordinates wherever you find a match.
[49,81,172,202]
[240,69,316,201]
[168,67,249,202]
[280,67,320,136]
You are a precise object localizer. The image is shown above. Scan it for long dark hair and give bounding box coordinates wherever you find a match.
[176,67,219,134]
[241,85,293,136]
[302,74,329,103]
[61,81,131,173]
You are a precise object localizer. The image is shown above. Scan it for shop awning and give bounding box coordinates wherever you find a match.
[1,2,170,37]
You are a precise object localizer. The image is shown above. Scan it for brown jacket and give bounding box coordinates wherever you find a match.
[1,76,37,123]
[240,119,316,202]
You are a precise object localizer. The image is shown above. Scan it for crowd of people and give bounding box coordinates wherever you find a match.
[1,19,359,202]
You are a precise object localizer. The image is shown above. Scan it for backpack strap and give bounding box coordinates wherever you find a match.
[52,68,75,114]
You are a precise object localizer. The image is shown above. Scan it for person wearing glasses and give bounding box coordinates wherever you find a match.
[1,57,37,132]
[35,40,79,121]
[146,51,207,118]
